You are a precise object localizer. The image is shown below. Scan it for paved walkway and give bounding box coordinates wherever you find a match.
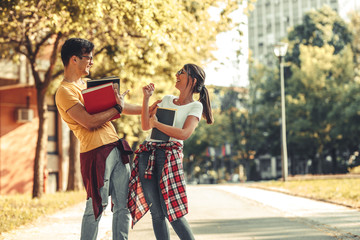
[1,184,360,239]
[218,185,360,239]
[0,201,113,240]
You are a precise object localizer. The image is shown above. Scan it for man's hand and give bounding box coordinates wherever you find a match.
[114,88,129,109]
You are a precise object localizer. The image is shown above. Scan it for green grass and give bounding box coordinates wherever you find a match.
[253,178,360,208]
[0,191,86,234]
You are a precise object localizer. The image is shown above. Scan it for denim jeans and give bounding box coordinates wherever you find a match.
[80,147,131,240]
[138,148,195,240]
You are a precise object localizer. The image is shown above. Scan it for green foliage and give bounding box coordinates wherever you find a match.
[0,191,86,234]
[0,0,245,145]
[184,87,228,157]
[287,5,353,67]
[245,6,358,175]
[185,6,360,179]
[184,84,256,179]
[0,1,245,195]
[349,11,360,82]
[248,63,281,157]
[280,6,355,174]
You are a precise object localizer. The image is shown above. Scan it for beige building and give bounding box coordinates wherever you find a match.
[248,0,341,66]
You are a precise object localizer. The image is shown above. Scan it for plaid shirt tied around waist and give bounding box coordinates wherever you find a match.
[127,141,188,227]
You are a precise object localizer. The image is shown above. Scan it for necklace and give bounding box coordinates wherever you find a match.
[174,98,193,106]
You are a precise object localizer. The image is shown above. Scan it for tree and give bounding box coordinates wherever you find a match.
[349,11,360,81]
[67,131,82,191]
[285,6,354,174]
[184,87,229,157]
[0,0,244,198]
[287,6,352,67]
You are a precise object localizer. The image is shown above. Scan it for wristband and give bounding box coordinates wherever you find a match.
[114,104,123,114]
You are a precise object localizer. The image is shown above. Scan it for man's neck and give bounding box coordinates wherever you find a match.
[63,70,82,83]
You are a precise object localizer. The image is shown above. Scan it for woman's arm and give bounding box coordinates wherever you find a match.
[122,100,161,115]
[141,83,155,130]
[150,115,199,140]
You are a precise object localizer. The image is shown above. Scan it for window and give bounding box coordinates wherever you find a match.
[266,23,272,33]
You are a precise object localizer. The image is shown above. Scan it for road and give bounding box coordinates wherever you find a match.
[2,184,360,240]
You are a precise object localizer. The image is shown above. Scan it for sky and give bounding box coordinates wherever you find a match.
[340,0,359,21]
[205,4,249,88]
[205,0,359,88]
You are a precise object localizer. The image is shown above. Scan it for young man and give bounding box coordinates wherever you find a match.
[55,38,145,240]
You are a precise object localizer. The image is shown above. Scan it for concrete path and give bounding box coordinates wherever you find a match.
[217,185,360,239]
[1,184,360,240]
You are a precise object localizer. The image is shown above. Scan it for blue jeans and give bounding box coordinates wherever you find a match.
[80,147,131,240]
[138,148,195,240]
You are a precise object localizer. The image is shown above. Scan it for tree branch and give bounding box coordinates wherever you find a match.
[52,69,64,80]
[34,32,53,57]
[43,32,63,88]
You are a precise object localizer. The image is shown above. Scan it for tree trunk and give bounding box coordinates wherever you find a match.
[318,152,324,174]
[67,131,82,191]
[32,92,48,198]
[331,147,337,174]
[311,156,318,174]
[28,33,62,198]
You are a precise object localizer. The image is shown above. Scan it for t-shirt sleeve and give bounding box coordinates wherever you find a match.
[188,102,203,120]
[55,86,81,112]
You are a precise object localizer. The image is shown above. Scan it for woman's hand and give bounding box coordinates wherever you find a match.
[149,99,161,116]
[142,83,155,99]
[149,114,158,128]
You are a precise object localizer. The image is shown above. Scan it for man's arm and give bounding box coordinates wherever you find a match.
[67,88,128,130]
[67,103,119,130]
[123,103,141,115]
[123,100,162,115]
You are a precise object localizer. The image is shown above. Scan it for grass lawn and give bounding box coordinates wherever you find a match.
[0,191,86,234]
[252,178,360,209]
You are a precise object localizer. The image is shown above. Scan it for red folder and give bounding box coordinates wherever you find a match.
[82,82,120,120]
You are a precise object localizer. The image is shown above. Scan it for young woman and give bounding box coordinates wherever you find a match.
[128,63,213,240]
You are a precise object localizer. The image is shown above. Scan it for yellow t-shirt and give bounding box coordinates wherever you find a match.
[55,80,119,153]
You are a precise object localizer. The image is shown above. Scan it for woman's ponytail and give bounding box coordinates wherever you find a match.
[184,63,214,124]
[199,86,213,124]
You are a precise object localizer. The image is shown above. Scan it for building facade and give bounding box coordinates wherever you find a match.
[0,55,70,195]
[248,0,339,66]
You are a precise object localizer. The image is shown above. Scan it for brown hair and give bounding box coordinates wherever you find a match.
[184,63,213,124]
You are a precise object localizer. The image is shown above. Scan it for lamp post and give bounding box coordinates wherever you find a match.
[274,42,288,181]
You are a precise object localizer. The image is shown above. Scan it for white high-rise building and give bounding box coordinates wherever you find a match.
[247,0,355,67]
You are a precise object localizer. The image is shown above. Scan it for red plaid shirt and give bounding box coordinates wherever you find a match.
[127,141,188,227]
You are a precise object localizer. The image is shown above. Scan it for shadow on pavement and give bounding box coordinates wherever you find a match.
[189,216,358,240]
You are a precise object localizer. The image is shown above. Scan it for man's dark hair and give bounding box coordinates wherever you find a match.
[61,38,94,66]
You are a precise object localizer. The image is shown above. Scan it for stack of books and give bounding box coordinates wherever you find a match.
[82,76,121,120]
